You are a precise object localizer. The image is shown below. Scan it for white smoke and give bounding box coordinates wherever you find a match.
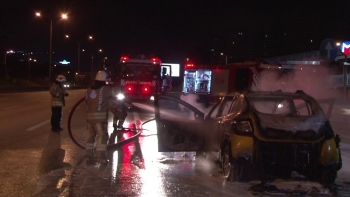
[179,93,213,115]
[254,65,339,99]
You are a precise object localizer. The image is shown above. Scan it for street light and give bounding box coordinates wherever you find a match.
[65,35,93,73]
[4,50,14,79]
[91,55,94,73]
[220,53,227,64]
[36,12,67,82]
[84,48,103,73]
[28,58,36,80]
[97,49,104,70]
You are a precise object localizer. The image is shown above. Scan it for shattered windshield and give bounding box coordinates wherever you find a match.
[249,96,316,116]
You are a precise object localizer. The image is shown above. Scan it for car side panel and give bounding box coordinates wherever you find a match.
[230,133,254,159]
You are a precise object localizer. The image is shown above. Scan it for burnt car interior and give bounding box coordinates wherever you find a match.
[250,96,315,117]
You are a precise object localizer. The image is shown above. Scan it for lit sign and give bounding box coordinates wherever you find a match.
[162,63,180,77]
[59,60,70,64]
[341,41,350,56]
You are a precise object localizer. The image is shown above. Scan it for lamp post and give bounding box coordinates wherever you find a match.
[91,55,94,73]
[28,58,36,80]
[4,50,14,79]
[65,35,93,73]
[49,19,52,82]
[78,41,81,73]
[36,12,67,82]
[220,53,227,64]
[98,49,103,70]
[88,48,103,73]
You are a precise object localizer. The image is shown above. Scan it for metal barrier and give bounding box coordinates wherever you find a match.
[327,74,350,88]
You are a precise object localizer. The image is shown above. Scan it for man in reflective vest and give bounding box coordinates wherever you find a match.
[85,70,117,164]
[49,75,69,132]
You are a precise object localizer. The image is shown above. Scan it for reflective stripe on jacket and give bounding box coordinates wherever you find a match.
[86,112,108,121]
[85,85,117,123]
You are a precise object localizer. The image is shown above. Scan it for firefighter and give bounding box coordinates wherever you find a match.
[85,70,117,164]
[49,74,69,132]
[107,91,133,145]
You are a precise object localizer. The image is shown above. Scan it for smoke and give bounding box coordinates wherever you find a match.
[179,93,213,115]
[254,65,338,99]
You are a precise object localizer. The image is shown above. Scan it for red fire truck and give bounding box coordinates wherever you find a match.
[182,61,261,103]
[108,55,172,101]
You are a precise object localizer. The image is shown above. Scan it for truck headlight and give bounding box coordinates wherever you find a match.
[116,93,125,100]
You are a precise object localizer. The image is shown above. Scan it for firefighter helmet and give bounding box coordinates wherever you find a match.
[95,70,110,81]
[56,75,66,82]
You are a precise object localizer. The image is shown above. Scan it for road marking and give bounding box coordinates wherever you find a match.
[26,119,50,131]
[3,105,21,110]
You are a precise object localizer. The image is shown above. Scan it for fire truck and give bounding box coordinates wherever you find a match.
[108,55,172,101]
[182,61,261,103]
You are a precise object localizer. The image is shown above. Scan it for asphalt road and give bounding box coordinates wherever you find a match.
[0,90,350,196]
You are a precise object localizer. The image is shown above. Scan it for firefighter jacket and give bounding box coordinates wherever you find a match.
[49,81,67,107]
[85,85,118,124]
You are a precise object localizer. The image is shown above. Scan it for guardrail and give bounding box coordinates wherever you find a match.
[327,74,350,88]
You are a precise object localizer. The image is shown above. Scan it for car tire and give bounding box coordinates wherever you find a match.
[222,143,243,182]
[320,165,337,185]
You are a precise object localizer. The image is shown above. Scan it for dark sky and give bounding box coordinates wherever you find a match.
[1,0,350,65]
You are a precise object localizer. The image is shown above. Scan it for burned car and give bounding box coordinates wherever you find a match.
[207,90,342,184]
[156,90,342,185]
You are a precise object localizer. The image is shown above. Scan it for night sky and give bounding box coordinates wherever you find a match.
[1,0,350,66]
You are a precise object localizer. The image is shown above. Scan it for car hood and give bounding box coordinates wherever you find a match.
[255,112,328,141]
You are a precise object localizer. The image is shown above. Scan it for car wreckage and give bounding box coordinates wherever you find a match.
[156,90,342,185]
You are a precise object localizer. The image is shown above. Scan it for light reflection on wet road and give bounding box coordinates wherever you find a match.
[64,120,232,196]
[34,103,350,197]
[41,120,350,197]
[1,91,349,197]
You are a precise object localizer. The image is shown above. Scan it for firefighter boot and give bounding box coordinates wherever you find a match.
[116,120,125,141]
[116,128,123,142]
[95,153,109,164]
[108,132,117,145]
[86,156,96,165]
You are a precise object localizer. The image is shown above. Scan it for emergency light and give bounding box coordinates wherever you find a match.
[125,84,134,93]
[120,56,129,63]
[142,86,150,94]
[185,63,194,69]
[120,55,161,65]
[150,57,161,65]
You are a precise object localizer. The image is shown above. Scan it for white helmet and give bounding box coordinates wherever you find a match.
[56,75,66,82]
[95,70,110,81]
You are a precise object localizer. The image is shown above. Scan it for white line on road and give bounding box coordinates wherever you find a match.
[3,105,21,110]
[26,119,50,131]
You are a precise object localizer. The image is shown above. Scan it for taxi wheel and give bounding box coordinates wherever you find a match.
[222,143,243,182]
[320,165,337,186]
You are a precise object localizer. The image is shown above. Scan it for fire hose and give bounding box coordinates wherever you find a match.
[67,97,144,152]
